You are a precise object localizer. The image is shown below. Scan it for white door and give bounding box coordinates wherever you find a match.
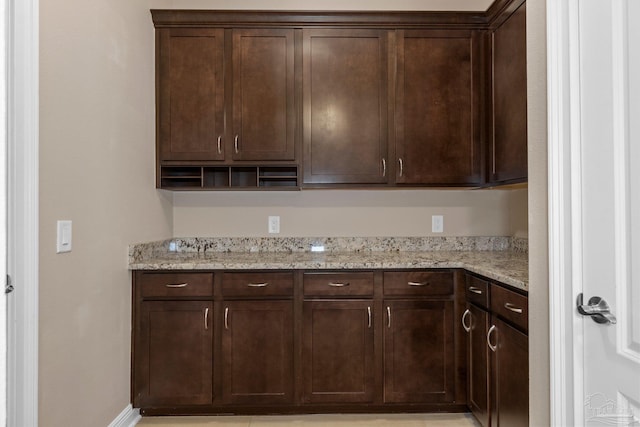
[549,0,640,425]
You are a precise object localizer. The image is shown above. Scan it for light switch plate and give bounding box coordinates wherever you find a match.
[57,220,72,253]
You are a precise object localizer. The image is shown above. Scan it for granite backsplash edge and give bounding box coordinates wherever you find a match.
[129,236,528,265]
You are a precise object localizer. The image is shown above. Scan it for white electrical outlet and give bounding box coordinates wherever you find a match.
[268,216,280,234]
[432,215,444,233]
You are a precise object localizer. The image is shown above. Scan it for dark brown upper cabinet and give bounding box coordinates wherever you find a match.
[231,29,296,161]
[152,1,528,190]
[302,29,389,185]
[488,1,528,184]
[157,28,225,162]
[395,30,482,186]
[157,27,296,163]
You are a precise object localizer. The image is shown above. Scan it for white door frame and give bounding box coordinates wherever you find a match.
[6,0,39,425]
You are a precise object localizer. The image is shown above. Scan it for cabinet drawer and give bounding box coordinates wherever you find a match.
[303,272,374,297]
[222,272,293,297]
[465,274,489,309]
[491,284,528,332]
[383,271,453,296]
[139,272,213,297]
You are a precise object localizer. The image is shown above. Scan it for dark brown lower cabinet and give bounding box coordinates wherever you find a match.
[222,300,293,405]
[134,301,214,407]
[302,299,375,403]
[465,303,490,427]
[384,299,455,403]
[490,317,529,427]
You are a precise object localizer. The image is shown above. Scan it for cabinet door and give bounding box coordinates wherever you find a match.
[466,304,490,427]
[303,29,389,185]
[222,300,293,405]
[384,299,455,403]
[490,317,529,427]
[302,300,375,403]
[134,301,213,407]
[157,28,225,161]
[231,29,296,161]
[490,2,527,183]
[395,30,481,185]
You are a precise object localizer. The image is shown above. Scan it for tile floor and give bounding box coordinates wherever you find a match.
[136,413,481,427]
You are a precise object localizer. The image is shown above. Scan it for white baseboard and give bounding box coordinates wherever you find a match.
[108,405,141,427]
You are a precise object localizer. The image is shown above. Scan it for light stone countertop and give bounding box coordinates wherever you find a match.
[129,249,528,292]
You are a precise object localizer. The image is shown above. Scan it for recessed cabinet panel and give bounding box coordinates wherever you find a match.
[302,299,375,403]
[303,29,389,185]
[396,30,481,185]
[222,300,293,405]
[158,29,225,162]
[490,2,528,184]
[134,301,213,407]
[384,299,455,403]
[232,29,296,161]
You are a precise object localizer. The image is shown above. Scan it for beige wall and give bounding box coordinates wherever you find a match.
[173,189,525,237]
[151,0,493,11]
[39,0,173,425]
[526,0,550,425]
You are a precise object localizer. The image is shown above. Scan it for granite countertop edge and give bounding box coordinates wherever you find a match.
[129,250,528,292]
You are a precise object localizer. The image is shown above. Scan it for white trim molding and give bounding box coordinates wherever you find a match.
[108,405,141,427]
[6,0,39,426]
[547,0,585,426]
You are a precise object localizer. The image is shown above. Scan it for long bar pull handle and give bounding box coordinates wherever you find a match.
[487,325,497,352]
[165,283,188,288]
[204,308,209,330]
[367,306,372,328]
[382,158,386,177]
[247,282,269,287]
[398,158,404,177]
[387,306,391,329]
[234,135,239,154]
[217,136,222,154]
[504,302,523,314]
[224,307,229,330]
[462,309,471,332]
[468,286,483,295]
[328,282,350,287]
[408,281,429,287]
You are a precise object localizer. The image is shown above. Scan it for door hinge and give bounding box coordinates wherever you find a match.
[6,274,14,294]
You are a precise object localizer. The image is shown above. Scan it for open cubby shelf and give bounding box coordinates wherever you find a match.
[160,165,299,190]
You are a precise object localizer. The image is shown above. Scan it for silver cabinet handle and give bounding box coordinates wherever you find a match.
[328,282,350,287]
[468,286,483,295]
[387,306,391,328]
[224,307,229,330]
[408,281,429,287]
[382,158,386,177]
[234,135,239,154]
[204,307,209,330]
[398,158,404,177]
[487,325,497,352]
[165,283,188,288]
[247,282,269,287]
[462,309,471,332]
[367,306,372,328]
[504,302,523,314]
[217,136,222,154]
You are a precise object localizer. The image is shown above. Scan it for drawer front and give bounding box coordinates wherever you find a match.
[222,272,294,297]
[491,283,528,332]
[303,272,374,297]
[139,272,213,297]
[383,271,453,296]
[465,274,489,309]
